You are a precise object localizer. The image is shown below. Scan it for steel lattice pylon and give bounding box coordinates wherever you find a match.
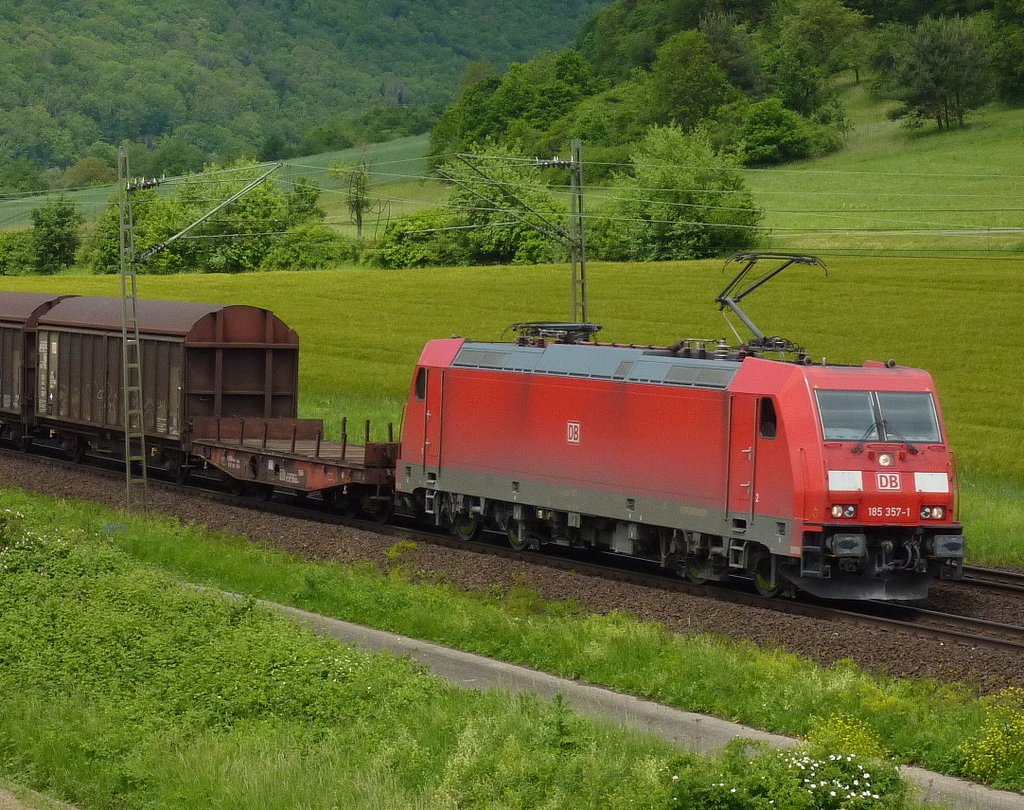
[117,148,149,511]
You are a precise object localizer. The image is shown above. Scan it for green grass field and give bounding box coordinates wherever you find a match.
[3,254,1022,565]
[743,84,1024,256]
[0,493,923,808]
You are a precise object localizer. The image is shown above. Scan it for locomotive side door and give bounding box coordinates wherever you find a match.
[423,367,443,471]
[726,393,758,528]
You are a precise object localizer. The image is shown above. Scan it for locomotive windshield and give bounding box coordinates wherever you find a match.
[815,390,941,443]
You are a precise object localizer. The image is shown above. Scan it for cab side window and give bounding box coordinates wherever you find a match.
[414,367,427,401]
[759,398,777,439]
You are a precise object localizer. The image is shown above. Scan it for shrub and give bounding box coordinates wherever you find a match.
[667,740,907,809]
[737,98,816,165]
[960,687,1024,787]
[261,224,359,270]
[366,208,468,269]
[0,230,35,276]
[593,125,762,261]
[808,714,888,760]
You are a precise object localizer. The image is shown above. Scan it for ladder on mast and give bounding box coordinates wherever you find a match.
[118,148,148,510]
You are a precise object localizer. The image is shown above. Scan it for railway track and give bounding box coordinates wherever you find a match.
[960,565,1024,595]
[5,445,1024,656]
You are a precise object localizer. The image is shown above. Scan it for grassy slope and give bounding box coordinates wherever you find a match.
[2,497,741,810]
[0,489,984,799]
[745,81,1024,255]
[3,256,1022,565]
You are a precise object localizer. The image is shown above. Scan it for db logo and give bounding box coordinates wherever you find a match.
[876,473,901,491]
[566,421,581,444]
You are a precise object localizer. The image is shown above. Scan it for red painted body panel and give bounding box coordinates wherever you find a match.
[431,369,731,507]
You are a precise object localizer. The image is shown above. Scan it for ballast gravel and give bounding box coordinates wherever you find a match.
[2,453,1022,694]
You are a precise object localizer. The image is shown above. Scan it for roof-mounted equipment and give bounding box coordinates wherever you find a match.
[509,322,603,346]
[716,252,827,361]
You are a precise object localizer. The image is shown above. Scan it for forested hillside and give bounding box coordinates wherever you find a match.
[406,0,1024,264]
[433,0,1023,170]
[0,0,607,190]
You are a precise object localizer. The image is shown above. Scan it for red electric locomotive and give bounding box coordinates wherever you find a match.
[394,256,965,600]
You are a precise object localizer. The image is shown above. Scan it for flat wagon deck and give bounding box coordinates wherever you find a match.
[190,416,398,517]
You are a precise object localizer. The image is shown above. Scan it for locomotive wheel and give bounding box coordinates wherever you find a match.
[451,510,481,541]
[753,554,781,598]
[684,562,708,585]
[507,518,528,551]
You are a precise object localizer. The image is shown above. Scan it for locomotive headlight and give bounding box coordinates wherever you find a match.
[832,505,857,518]
[931,506,945,520]
[832,505,844,518]
[878,453,894,467]
[844,505,857,518]
[921,507,932,518]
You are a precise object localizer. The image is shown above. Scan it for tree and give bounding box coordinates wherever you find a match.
[699,11,764,96]
[0,231,35,276]
[83,162,325,274]
[991,0,1024,101]
[775,0,869,75]
[759,0,866,118]
[331,161,379,238]
[591,125,762,261]
[286,176,326,225]
[0,160,46,194]
[440,143,567,265]
[890,16,994,129]
[649,31,740,130]
[429,51,602,160]
[31,196,84,274]
[373,143,567,268]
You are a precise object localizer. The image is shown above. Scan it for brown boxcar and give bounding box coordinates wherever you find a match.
[0,292,75,437]
[33,297,299,455]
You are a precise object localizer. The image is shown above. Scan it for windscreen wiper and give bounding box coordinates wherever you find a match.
[879,420,920,455]
[851,421,883,454]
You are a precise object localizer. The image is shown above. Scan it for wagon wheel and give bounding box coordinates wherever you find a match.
[17,434,32,453]
[371,498,393,525]
[69,438,86,464]
[752,553,781,598]
[506,518,529,551]
[251,483,274,502]
[343,495,362,519]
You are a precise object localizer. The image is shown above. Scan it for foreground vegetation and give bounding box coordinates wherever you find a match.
[0,494,922,808]
[3,255,1021,565]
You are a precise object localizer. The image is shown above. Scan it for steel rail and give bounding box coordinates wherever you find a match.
[959,565,1024,595]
